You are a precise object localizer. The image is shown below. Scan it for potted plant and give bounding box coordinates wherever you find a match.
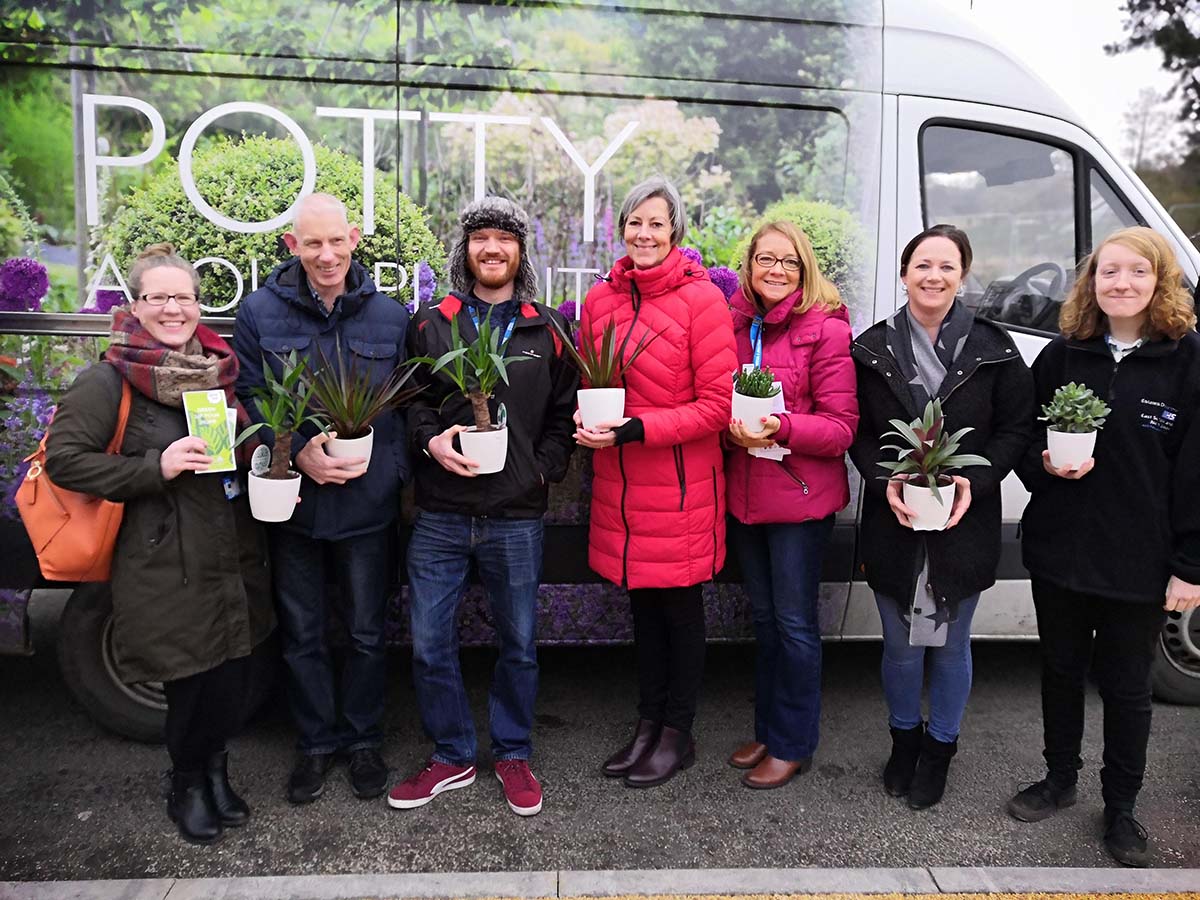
[732,367,782,429]
[430,311,531,474]
[236,351,325,522]
[877,399,991,531]
[308,337,427,471]
[1040,381,1110,470]
[549,316,657,429]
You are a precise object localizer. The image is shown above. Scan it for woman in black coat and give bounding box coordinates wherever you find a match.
[850,224,1033,810]
[46,244,274,844]
[1007,226,1200,868]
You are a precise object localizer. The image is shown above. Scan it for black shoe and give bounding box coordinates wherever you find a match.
[167,769,223,845]
[602,718,661,777]
[206,750,250,826]
[883,723,924,797]
[623,725,695,789]
[907,732,957,810]
[1007,778,1077,823]
[287,752,335,805]
[1104,807,1150,867]
[348,748,389,799]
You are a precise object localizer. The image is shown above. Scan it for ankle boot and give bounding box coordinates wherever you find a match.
[206,750,250,826]
[883,723,925,797]
[167,769,222,844]
[623,725,695,789]
[602,718,661,777]
[908,732,958,810]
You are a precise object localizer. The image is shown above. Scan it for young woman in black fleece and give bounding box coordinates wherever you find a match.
[1008,226,1200,868]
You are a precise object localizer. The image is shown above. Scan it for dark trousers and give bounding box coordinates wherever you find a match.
[163,655,250,771]
[1032,577,1166,811]
[629,584,706,732]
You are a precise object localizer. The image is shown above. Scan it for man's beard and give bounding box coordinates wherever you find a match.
[470,256,520,290]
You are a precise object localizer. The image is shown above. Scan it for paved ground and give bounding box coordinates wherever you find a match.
[1,596,1198,881]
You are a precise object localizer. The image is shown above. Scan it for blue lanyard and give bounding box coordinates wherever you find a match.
[749,316,764,369]
[469,308,516,347]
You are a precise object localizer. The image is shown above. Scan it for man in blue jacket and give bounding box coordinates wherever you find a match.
[233,193,409,804]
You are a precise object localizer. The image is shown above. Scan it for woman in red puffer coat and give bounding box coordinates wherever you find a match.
[575,175,737,789]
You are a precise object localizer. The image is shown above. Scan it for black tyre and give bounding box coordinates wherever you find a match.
[1151,607,1200,705]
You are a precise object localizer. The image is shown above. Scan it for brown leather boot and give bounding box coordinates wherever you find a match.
[602,718,661,777]
[729,741,767,769]
[623,725,695,788]
[741,754,812,789]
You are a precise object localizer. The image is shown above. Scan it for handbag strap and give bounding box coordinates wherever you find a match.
[105,378,133,455]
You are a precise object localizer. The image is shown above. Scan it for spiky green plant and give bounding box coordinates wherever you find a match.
[548,315,657,389]
[308,336,428,440]
[733,367,782,399]
[1039,382,1110,434]
[877,399,991,504]
[236,350,326,479]
[430,310,532,430]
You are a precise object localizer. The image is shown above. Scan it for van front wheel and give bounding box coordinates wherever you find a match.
[1152,607,1200,705]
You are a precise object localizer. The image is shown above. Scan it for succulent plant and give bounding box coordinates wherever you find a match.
[1039,382,1111,434]
[877,398,991,503]
[732,367,782,399]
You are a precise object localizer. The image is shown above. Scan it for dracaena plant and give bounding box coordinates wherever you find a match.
[548,314,657,389]
[431,310,532,430]
[308,336,428,440]
[1039,382,1111,434]
[733,367,782,399]
[236,350,327,479]
[877,398,991,503]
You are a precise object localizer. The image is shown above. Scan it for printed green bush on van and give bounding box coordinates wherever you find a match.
[101,135,446,307]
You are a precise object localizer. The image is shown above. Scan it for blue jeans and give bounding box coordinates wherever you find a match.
[730,516,833,761]
[875,591,980,743]
[270,527,392,755]
[407,510,543,765]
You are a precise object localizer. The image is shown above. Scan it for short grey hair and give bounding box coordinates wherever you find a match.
[292,192,351,227]
[618,176,687,247]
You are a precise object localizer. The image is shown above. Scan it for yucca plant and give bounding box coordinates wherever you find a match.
[1039,382,1110,433]
[548,315,657,389]
[733,367,782,399]
[236,350,326,479]
[877,398,991,503]
[431,310,532,430]
[308,336,428,440]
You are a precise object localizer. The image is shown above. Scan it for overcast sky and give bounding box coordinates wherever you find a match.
[935,0,1181,162]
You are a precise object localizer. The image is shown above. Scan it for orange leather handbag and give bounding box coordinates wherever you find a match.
[16,379,133,582]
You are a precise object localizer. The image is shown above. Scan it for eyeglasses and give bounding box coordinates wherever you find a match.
[753,253,802,272]
[138,293,199,306]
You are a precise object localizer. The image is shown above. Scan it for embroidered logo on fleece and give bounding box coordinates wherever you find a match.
[1139,397,1178,433]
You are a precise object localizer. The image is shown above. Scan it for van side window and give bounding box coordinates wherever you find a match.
[921,126,1076,335]
[1090,170,1141,246]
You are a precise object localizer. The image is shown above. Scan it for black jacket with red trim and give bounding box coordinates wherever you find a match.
[406,291,579,518]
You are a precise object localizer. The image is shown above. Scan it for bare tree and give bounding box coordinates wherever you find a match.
[1122,86,1187,169]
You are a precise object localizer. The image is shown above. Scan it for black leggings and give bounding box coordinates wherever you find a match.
[162,655,250,771]
[629,585,706,732]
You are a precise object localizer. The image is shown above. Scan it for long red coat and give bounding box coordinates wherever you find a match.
[581,247,737,589]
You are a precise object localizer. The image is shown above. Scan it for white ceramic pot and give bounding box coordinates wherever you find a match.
[326,426,373,471]
[1046,428,1096,470]
[248,471,302,523]
[902,480,954,532]
[577,388,626,430]
[459,425,508,475]
[731,391,774,428]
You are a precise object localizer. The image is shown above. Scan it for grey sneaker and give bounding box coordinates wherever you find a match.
[1006,778,1077,822]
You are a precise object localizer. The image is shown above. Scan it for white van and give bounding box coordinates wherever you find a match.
[0,0,1196,740]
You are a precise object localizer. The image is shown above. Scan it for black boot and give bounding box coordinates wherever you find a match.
[206,750,250,827]
[602,718,661,777]
[167,769,222,844]
[883,723,925,797]
[623,725,695,789]
[907,732,958,810]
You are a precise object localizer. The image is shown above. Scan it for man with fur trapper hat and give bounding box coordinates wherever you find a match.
[388,196,578,817]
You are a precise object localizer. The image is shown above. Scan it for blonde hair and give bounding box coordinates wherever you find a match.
[1059,226,1195,341]
[739,220,842,314]
[128,242,199,299]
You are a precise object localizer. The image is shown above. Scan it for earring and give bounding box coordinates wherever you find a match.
[956,285,965,297]
[900,283,908,295]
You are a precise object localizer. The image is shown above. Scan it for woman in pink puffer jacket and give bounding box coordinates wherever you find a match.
[724,220,858,791]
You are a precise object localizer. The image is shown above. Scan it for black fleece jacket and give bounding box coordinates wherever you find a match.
[406,292,579,518]
[1018,332,1200,603]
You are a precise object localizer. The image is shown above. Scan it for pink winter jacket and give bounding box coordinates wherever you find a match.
[725,287,858,525]
[581,248,738,589]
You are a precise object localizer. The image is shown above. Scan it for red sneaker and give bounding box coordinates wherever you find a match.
[495,759,543,816]
[386,760,476,809]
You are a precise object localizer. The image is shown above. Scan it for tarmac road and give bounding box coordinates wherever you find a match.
[1,593,1198,881]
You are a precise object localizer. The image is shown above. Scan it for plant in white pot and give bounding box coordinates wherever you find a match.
[732,367,782,428]
[548,316,657,429]
[236,351,325,523]
[1039,381,1110,470]
[308,337,427,472]
[431,311,531,474]
[877,399,991,531]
